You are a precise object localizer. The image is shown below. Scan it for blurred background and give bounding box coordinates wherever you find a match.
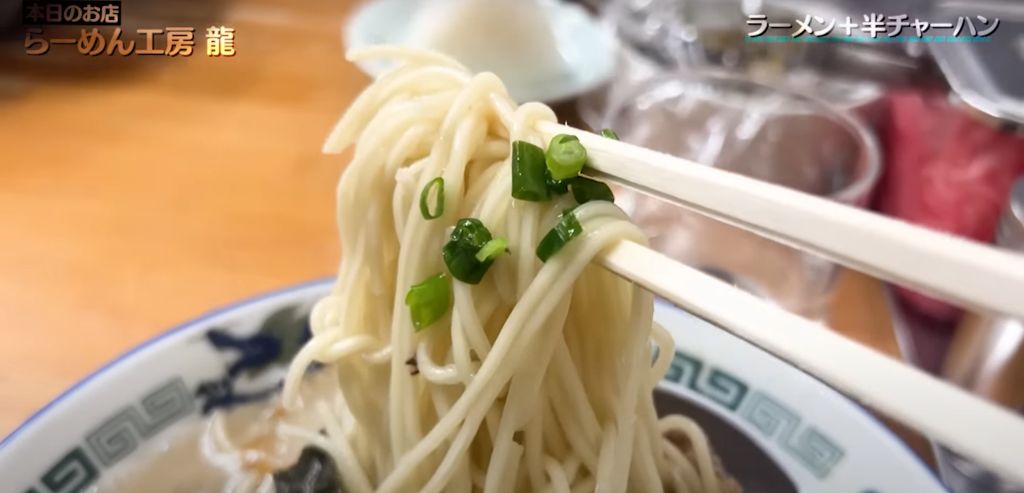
[1,0,1023,490]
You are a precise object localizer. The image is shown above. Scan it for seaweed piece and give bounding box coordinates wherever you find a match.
[273,446,343,493]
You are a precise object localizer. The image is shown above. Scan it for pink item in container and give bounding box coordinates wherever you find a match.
[877,90,1024,321]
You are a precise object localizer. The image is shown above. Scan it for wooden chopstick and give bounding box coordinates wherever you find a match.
[537,121,1024,320]
[597,240,1024,484]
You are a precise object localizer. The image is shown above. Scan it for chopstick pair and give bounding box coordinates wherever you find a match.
[535,121,1024,484]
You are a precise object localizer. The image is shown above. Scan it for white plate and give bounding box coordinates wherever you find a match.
[0,280,948,493]
[342,0,617,104]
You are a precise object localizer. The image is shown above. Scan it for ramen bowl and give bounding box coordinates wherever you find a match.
[0,279,948,493]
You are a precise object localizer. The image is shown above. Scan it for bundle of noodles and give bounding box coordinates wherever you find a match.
[274,46,740,493]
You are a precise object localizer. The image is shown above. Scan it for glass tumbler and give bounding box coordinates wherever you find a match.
[604,70,880,320]
[935,177,1024,493]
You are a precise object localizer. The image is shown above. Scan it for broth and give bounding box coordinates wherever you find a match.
[83,373,745,493]
[87,371,338,493]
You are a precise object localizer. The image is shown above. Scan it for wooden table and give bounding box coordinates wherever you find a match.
[0,0,930,464]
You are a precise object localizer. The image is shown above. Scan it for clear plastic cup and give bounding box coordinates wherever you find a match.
[603,70,881,320]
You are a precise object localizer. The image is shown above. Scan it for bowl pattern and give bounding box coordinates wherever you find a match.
[22,377,195,493]
[14,305,316,493]
[660,349,844,480]
[2,280,946,493]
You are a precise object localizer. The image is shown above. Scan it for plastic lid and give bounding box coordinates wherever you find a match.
[930,2,1024,128]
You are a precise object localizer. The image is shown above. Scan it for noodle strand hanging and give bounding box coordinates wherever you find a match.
[275,46,733,493]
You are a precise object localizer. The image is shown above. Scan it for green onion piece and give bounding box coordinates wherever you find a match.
[511,141,549,202]
[443,218,495,284]
[449,218,493,248]
[569,177,615,204]
[475,238,509,263]
[405,273,450,331]
[536,210,584,262]
[419,177,445,220]
[545,134,588,181]
[600,128,619,140]
[546,168,570,196]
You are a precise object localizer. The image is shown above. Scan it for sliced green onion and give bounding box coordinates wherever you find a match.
[475,238,509,263]
[536,210,584,262]
[546,168,570,196]
[443,218,496,284]
[405,273,450,332]
[448,218,492,248]
[569,177,615,204]
[600,128,619,140]
[419,177,445,220]
[511,141,549,202]
[545,134,587,181]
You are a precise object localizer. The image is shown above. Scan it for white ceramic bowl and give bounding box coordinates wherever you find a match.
[0,279,948,493]
[342,0,616,104]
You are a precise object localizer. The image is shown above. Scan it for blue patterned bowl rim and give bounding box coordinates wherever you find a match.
[0,278,948,491]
